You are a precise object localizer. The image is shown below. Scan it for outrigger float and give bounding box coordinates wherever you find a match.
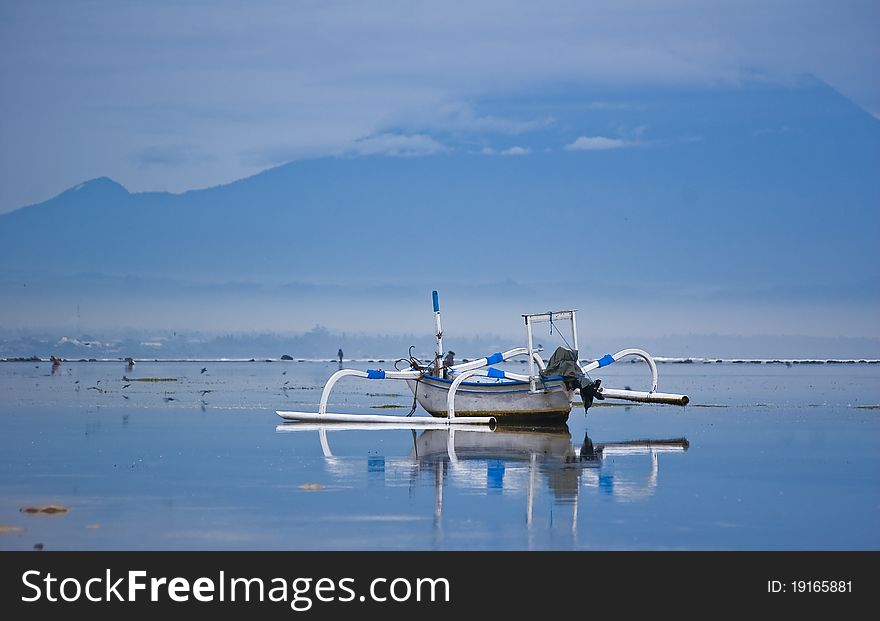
[277,292,689,426]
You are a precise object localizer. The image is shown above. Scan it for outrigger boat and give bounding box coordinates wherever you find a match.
[277,291,689,426]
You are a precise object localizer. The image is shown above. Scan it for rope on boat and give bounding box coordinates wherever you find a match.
[395,345,427,417]
[549,312,575,352]
[406,378,420,417]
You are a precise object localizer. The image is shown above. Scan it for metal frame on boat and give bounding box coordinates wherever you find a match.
[277,291,689,425]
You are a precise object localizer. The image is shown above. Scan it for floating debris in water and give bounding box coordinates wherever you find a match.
[86,523,101,529]
[124,377,178,382]
[20,505,69,515]
[0,525,25,534]
[298,483,324,491]
[370,404,404,409]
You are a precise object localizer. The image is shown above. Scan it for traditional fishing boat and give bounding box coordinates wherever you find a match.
[277,291,688,425]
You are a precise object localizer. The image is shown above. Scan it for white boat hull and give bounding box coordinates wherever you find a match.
[406,375,574,421]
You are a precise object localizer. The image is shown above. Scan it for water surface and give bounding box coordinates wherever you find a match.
[0,360,877,550]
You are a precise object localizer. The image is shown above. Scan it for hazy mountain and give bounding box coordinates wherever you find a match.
[1,79,878,348]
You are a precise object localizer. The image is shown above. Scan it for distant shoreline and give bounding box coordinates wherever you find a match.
[3,357,879,365]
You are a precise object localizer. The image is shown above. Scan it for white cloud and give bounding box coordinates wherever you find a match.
[564,136,631,151]
[480,145,530,156]
[347,133,448,157]
[392,102,552,136]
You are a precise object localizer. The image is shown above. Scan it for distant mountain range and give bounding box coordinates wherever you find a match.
[1,79,878,349]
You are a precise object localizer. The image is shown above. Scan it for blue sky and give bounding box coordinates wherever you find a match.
[1,0,878,214]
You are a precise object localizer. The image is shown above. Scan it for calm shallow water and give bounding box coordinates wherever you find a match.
[0,360,878,550]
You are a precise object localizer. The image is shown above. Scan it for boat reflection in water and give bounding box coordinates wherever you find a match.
[414,427,689,530]
[277,421,689,539]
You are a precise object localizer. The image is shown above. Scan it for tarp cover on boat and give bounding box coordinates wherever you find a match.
[541,347,584,387]
[541,346,604,411]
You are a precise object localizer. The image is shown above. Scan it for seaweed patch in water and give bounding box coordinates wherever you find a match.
[20,505,69,515]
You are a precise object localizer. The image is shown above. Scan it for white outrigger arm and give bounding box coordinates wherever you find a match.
[277,347,535,425]
[442,345,688,417]
[581,348,689,405]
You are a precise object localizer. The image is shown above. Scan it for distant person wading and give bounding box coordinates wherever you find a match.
[337,349,343,364]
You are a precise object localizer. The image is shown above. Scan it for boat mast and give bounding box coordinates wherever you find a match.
[432,290,443,373]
